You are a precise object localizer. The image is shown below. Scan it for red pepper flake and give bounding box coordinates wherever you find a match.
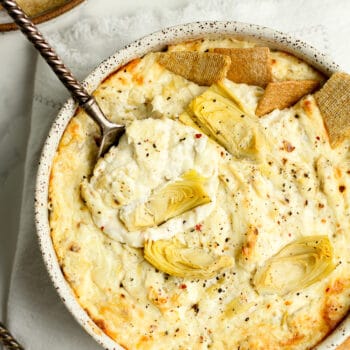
[179,284,187,289]
[195,224,203,231]
[303,99,312,109]
[316,136,320,141]
[220,151,224,157]
[288,233,292,237]
[326,287,330,293]
[100,226,105,230]
[339,185,346,193]
[195,134,202,139]
[282,140,295,152]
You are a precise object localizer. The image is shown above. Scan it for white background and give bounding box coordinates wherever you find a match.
[1,0,350,349]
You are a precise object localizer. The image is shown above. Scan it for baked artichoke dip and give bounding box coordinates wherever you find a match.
[49,38,350,350]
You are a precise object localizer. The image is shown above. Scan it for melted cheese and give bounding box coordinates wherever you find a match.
[49,38,350,350]
[81,118,220,247]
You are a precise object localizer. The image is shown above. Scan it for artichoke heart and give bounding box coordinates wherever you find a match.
[184,84,259,158]
[144,238,234,279]
[253,236,335,296]
[119,170,211,231]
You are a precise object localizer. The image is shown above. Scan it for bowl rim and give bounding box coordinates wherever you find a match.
[34,20,348,350]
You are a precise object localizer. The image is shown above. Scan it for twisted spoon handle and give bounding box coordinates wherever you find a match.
[0,322,24,350]
[0,0,90,105]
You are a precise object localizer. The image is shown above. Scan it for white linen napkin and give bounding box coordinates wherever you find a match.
[6,0,350,349]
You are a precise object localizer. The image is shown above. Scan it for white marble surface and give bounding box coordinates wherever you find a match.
[1,0,350,349]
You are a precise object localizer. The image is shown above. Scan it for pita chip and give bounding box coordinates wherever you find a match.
[256,80,319,117]
[315,72,350,148]
[158,51,231,86]
[213,47,272,87]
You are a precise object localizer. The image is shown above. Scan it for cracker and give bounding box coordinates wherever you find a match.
[314,72,350,148]
[256,80,319,117]
[158,51,231,86]
[213,47,272,87]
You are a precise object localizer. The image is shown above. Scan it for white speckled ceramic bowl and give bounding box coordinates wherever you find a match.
[35,21,350,350]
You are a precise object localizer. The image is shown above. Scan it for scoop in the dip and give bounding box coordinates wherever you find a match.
[80,117,220,247]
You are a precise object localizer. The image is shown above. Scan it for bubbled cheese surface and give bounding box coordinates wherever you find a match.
[81,118,221,247]
[49,38,350,350]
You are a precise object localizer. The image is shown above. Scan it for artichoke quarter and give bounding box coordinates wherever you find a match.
[119,170,211,231]
[253,235,335,296]
[182,84,260,158]
[144,238,234,279]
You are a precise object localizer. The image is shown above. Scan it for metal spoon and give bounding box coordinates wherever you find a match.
[1,0,125,159]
